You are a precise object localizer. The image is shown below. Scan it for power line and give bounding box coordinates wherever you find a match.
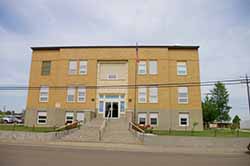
[0,78,245,90]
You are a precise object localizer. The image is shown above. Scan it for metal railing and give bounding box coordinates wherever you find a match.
[128,121,145,143]
[54,120,82,138]
[98,110,111,141]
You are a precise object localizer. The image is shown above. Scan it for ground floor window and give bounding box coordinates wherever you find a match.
[65,112,74,124]
[37,111,47,124]
[138,113,147,125]
[76,112,85,124]
[179,113,189,127]
[149,113,158,126]
[120,101,125,113]
[99,101,104,113]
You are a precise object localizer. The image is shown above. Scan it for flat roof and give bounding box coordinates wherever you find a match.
[31,45,199,50]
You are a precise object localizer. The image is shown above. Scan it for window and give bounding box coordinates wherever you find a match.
[149,87,158,103]
[150,113,158,126]
[41,61,51,75]
[149,61,158,74]
[120,101,125,113]
[65,112,74,124]
[107,74,117,80]
[138,87,147,103]
[138,61,146,74]
[138,113,147,125]
[178,87,188,104]
[68,60,77,74]
[79,60,87,75]
[99,101,104,113]
[77,87,86,102]
[37,111,47,124]
[39,86,49,102]
[177,62,187,75]
[179,113,189,126]
[67,87,75,102]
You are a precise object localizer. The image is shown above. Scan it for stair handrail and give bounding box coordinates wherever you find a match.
[128,121,145,143]
[98,110,111,141]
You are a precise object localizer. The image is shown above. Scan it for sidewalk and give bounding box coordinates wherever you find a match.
[0,139,249,155]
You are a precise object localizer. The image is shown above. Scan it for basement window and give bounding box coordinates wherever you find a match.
[37,111,47,124]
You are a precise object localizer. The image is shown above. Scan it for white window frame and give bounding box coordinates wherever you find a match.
[177,62,187,76]
[68,60,77,75]
[67,87,75,102]
[149,113,158,126]
[138,87,147,103]
[138,61,147,75]
[37,111,47,124]
[149,60,158,75]
[138,113,147,125]
[79,60,87,75]
[77,87,86,102]
[179,113,189,127]
[149,87,158,103]
[65,112,74,124]
[178,87,188,104]
[39,86,49,102]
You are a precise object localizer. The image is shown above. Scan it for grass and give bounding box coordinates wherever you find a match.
[146,129,250,137]
[0,124,56,133]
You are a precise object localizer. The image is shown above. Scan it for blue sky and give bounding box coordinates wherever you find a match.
[0,0,249,120]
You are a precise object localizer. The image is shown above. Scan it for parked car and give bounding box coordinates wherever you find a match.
[14,117,23,124]
[2,115,15,123]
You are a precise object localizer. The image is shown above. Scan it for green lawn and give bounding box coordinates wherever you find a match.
[0,124,56,132]
[146,129,250,137]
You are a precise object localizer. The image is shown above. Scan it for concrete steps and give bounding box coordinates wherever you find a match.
[60,118,103,142]
[60,117,139,144]
[101,119,139,144]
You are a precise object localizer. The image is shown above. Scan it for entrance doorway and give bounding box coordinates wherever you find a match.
[104,102,119,119]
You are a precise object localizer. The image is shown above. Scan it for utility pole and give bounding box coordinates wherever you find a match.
[246,74,250,115]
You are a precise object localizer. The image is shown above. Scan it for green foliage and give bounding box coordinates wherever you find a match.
[210,82,231,121]
[232,115,241,129]
[202,96,219,124]
[202,82,231,125]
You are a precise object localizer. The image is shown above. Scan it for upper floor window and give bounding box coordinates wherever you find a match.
[178,87,188,104]
[68,60,77,75]
[41,61,51,76]
[149,61,158,75]
[138,61,147,75]
[77,87,86,102]
[39,86,49,102]
[79,60,87,75]
[149,87,158,103]
[177,62,187,75]
[138,87,147,103]
[67,87,75,102]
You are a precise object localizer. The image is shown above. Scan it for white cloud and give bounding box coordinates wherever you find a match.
[0,0,249,118]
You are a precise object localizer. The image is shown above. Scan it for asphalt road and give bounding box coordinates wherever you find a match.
[0,143,249,166]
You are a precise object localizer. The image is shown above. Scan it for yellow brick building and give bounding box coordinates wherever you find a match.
[25,45,203,131]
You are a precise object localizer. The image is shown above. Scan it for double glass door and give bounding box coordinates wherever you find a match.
[104,102,119,118]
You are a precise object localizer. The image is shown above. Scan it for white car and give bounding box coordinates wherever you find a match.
[2,115,15,123]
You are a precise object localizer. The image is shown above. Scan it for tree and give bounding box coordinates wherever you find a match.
[202,96,219,127]
[210,82,231,121]
[232,115,241,129]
